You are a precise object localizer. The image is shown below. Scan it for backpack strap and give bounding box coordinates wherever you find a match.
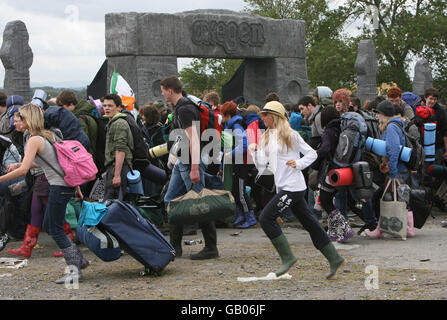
[32,135,65,179]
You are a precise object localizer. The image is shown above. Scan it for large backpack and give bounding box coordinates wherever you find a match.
[357,110,381,139]
[110,114,150,171]
[333,112,368,168]
[0,112,13,137]
[78,113,108,175]
[402,92,423,113]
[187,96,223,138]
[393,121,425,171]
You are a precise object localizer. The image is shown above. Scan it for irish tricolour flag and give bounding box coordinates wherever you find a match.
[110,72,136,115]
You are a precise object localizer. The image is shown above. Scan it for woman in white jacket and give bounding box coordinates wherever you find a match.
[249,101,345,279]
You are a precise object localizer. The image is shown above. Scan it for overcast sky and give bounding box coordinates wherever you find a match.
[0,0,246,87]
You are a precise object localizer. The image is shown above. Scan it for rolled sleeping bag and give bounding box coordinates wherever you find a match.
[149,143,169,159]
[365,137,412,163]
[424,123,436,162]
[327,168,354,186]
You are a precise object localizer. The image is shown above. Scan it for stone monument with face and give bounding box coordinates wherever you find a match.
[0,20,33,102]
[413,59,433,96]
[355,40,378,106]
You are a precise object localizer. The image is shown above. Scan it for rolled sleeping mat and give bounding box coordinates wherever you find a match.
[423,123,436,162]
[327,168,354,186]
[428,164,447,179]
[126,170,144,196]
[149,143,169,159]
[31,89,48,109]
[365,137,412,163]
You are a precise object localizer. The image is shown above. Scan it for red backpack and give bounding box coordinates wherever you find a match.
[187,97,223,140]
[415,104,437,137]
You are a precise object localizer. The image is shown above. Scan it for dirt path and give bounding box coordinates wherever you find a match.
[1,212,446,300]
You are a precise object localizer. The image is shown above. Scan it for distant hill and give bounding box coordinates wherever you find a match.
[31,86,87,100]
[31,80,88,89]
[0,86,87,100]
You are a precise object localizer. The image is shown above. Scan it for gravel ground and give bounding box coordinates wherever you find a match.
[0,210,446,300]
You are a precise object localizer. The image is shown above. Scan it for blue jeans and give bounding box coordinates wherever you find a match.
[164,160,207,206]
[0,178,24,197]
[45,185,75,249]
[335,187,348,219]
[361,199,378,226]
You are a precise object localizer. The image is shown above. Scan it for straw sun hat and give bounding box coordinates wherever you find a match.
[258,101,287,120]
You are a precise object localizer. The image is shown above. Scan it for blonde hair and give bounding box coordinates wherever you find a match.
[260,112,295,151]
[379,115,394,133]
[247,104,260,113]
[19,103,54,140]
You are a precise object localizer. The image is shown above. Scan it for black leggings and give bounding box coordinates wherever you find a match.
[319,189,337,214]
[259,190,330,250]
[232,169,253,214]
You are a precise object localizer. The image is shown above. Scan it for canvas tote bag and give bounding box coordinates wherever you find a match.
[380,179,408,240]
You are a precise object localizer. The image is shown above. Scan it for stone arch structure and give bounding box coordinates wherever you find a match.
[105,10,308,107]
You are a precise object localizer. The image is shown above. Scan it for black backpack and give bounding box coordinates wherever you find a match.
[357,110,381,139]
[394,121,425,171]
[78,113,109,175]
[111,114,150,171]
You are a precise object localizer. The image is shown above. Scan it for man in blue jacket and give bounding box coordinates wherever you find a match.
[44,102,90,150]
[375,100,408,182]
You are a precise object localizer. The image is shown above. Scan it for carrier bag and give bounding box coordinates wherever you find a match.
[100,200,175,274]
[379,179,408,240]
[167,188,236,225]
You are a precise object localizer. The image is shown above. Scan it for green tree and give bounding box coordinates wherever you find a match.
[344,0,447,91]
[179,58,242,99]
[243,0,357,90]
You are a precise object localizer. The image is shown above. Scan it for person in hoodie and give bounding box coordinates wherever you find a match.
[249,101,345,279]
[44,93,90,150]
[221,101,257,229]
[310,106,355,243]
[57,90,98,158]
[0,95,24,151]
[365,100,413,239]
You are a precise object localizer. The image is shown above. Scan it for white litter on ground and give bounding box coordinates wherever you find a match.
[333,243,361,250]
[0,258,28,269]
[237,272,292,282]
[0,273,12,278]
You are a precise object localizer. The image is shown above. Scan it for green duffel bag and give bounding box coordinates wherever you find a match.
[65,197,82,229]
[167,188,236,225]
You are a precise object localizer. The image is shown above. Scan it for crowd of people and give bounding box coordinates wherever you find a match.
[0,76,446,284]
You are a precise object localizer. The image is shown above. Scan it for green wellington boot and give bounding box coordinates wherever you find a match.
[320,242,345,279]
[270,233,298,277]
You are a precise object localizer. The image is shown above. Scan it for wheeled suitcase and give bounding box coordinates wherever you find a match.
[99,200,175,275]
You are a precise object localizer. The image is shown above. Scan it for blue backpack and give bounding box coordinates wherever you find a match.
[402,92,423,113]
[333,112,368,168]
